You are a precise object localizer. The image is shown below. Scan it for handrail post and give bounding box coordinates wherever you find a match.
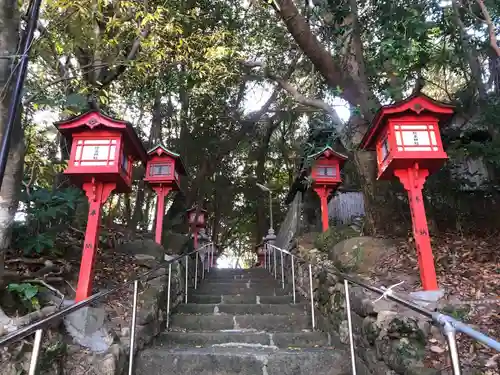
[273,248,277,279]
[267,244,270,271]
[185,255,189,304]
[195,252,199,289]
[166,263,172,329]
[264,248,267,270]
[27,329,43,375]
[280,251,285,289]
[443,321,462,375]
[308,264,315,331]
[344,280,357,375]
[207,246,211,273]
[291,255,296,304]
[202,252,205,280]
[128,280,139,375]
[210,244,214,272]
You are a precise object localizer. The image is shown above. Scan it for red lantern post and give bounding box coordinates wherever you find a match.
[187,206,207,250]
[255,242,265,267]
[55,111,146,301]
[308,146,348,232]
[360,94,454,291]
[144,145,186,244]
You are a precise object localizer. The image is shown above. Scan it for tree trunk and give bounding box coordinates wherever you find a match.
[0,0,22,254]
[142,190,154,230]
[129,180,145,230]
[276,1,410,235]
[123,193,132,226]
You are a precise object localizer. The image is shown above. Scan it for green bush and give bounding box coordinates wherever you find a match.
[13,187,84,255]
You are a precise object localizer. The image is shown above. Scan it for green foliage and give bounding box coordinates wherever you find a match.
[14,188,84,255]
[39,341,68,374]
[314,225,359,252]
[7,283,41,310]
[442,304,471,321]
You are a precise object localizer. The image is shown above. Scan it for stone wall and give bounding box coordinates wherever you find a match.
[278,245,443,375]
[100,250,204,375]
[0,249,203,375]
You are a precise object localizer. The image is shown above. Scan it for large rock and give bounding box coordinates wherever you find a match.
[115,239,165,259]
[328,236,395,273]
[162,231,190,254]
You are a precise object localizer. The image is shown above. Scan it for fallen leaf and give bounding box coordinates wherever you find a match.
[430,345,445,354]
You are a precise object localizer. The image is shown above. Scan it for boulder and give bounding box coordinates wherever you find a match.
[328,236,396,273]
[114,239,165,260]
[162,231,190,254]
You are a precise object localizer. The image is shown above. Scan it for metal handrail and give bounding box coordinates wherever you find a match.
[0,241,216,374]
[264,242,500,375]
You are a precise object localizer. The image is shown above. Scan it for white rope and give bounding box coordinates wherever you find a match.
[373,281,405,303]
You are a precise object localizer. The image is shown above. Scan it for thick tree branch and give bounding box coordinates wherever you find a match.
[452,0,487,99]
[241,60,344,127]
[101,24,152,87]
[476,0,500,57]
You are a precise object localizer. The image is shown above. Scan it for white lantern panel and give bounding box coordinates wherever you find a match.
[316,166,337,177]
[81,145,110,160]
[150,163,172,176]
[121,151,129,172]
[380,138,390,161]
[402,130,430,146]
[74,139,118,166]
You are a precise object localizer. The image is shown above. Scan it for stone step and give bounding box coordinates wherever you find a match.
[156,331,330,348]
[176,303,307,315]
[170,313,311,332]
[203,275,274,281]
[135,347,350,375]
[201,280,278,286]
[195,285,289,296]
[189,294,295,304]
[207,270,271,276]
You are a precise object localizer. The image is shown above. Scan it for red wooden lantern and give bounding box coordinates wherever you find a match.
[255,242,265,267]
[144,145,186,244]
[187,206,207,249]
[55,111,146,302]
[360,94,454,291]
[308,146,348,232]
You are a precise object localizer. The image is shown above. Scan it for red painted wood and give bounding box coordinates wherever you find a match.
[56,113,146,193]
[187,206,207,228]
[55,111,147,163]
[193,227,198,249]
[310,147,347,232]
[360,94,454,150]
[152,185,172,244]
[394,165,438,291]
[257,254,265,267]
[313,186,334,232]
[76,180,116,302]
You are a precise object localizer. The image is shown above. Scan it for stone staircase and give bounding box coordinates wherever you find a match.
[135,268,350,375]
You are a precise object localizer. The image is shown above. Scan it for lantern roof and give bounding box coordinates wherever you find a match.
[360,93,455,151]
[186,206,208,214]
[307,145,348,166]
[147,144,187,175]
[55,110,147,164]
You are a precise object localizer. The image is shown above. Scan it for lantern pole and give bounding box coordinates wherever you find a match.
[193,226,198,249]
[394,163,438,291]
[313,186,333,232]
[152,185,171,244]
[0,0,43,188]
[76,180,116,301]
